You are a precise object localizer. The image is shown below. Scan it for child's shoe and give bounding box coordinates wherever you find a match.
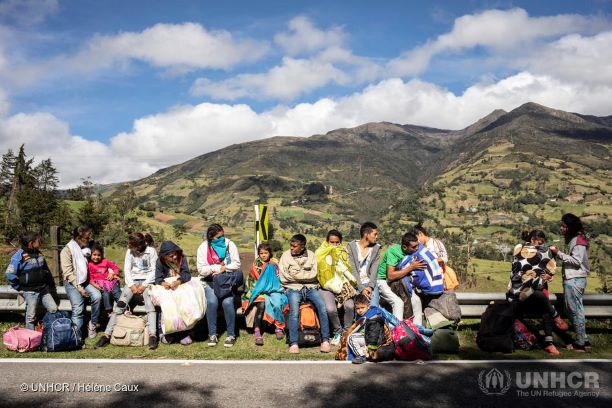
[275,327,284,340]
[254,329,263,346]
[568,342,587,353]
[352,356,367,364]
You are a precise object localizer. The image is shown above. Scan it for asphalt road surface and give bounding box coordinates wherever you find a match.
[0,359,610,407]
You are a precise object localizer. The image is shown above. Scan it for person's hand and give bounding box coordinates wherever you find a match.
[542,273,553,282]
[106,271,115,280]
[129,285,139,294]
[138,286,146,294]
[550,246,559,255]
[361,287,372,299]
[162,282,171,289]
[404,259,426,273]
[91,282,101,290]
[220,265,227,273]
[437,258,444,266]
[78,287,89,298]
[171,280,181,290]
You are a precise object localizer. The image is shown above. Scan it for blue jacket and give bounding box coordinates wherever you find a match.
[5,248,55,291]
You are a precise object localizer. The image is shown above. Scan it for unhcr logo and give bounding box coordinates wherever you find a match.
[478,369,512,395]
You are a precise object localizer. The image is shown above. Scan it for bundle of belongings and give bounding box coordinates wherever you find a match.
[335,306,398,363]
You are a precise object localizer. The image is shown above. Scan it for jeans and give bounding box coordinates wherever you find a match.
[101,283,122,311]
[65,281,102,334]
[377,280,404,320]
[204,284,236,337]
[370,284,380,308]
[564,277,588,345]
[318,288,355,332]
[104,280,157,337]
[22,287,57,330]
[287,287,330,345]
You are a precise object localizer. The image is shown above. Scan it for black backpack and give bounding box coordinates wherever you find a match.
[476,300,518,353]
[364,316,395,362]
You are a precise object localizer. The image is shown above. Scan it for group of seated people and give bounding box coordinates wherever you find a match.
[5,213,590,356]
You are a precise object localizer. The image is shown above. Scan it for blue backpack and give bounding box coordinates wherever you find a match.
[41,311,83,352]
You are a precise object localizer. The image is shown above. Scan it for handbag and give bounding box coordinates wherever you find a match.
[3,326,42,352]
[213,270,244,299]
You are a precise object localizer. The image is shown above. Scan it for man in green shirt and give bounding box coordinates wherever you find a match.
[377,233,426,320]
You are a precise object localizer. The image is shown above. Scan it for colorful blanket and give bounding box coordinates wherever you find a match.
[243,260,288,329]
[149,279,206,334]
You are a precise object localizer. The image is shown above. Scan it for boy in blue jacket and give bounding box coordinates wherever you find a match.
[5,232,58,329]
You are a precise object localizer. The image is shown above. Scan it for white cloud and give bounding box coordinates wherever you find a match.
[388,8,612,76]
[3,71,611,187]
[274,16,345,56]
[68,22,269,73]
[191,57,350,100]
[0,0,59,26]
[522,31,612,86]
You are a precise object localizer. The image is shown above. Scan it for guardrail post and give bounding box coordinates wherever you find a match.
[50,225,62,285]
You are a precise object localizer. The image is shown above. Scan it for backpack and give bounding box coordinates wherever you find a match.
[392,318,432,361]
[364,316,395,362]
[110,313,149,346]
[3,327,42,352]
[297,301,321,347]
[41,311,83,352]
[430,328,460,354]
[512,319,537,350]
[476,300,518,353]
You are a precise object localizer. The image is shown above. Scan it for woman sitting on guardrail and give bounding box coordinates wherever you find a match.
[196,223,242,348]
[550,213,591,352]
[507,229,567,355]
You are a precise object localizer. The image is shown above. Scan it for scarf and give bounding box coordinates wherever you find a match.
[67,239,88,285]
[209,237,227,262]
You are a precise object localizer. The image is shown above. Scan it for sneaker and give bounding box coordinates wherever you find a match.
[275,327,284,340]
[320,341,331,353]
[351,356,367,364]
[207,335,219,347]
[87,321,97,339]
[553,315,568,331]
[289,344,299,354]
[331,331,342,346]
[224,336,236,348]
[148,335,158,350]
[180,335,193,346]
[544,344,560,356]
[94,335,110,349]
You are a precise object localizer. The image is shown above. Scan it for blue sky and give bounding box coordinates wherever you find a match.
[0,0,610,186]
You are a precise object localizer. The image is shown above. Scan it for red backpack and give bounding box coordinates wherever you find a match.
[392,318,432,361]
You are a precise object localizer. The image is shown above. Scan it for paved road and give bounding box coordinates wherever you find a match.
[0,359,610,407]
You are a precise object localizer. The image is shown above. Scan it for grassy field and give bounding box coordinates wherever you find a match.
[1,315,610,360]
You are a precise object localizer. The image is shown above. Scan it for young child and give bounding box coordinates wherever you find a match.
[508,229,567,355]
[95,232,159,350]
[242,242,288,346]
[340,294,400,364]
[88,243,121,315]
[5,232,58,330]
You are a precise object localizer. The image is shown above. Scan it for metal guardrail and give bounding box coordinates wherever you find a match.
[2,286,611,318]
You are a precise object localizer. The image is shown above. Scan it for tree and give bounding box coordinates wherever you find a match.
[33,159,59,191]
[173,223,186,240]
